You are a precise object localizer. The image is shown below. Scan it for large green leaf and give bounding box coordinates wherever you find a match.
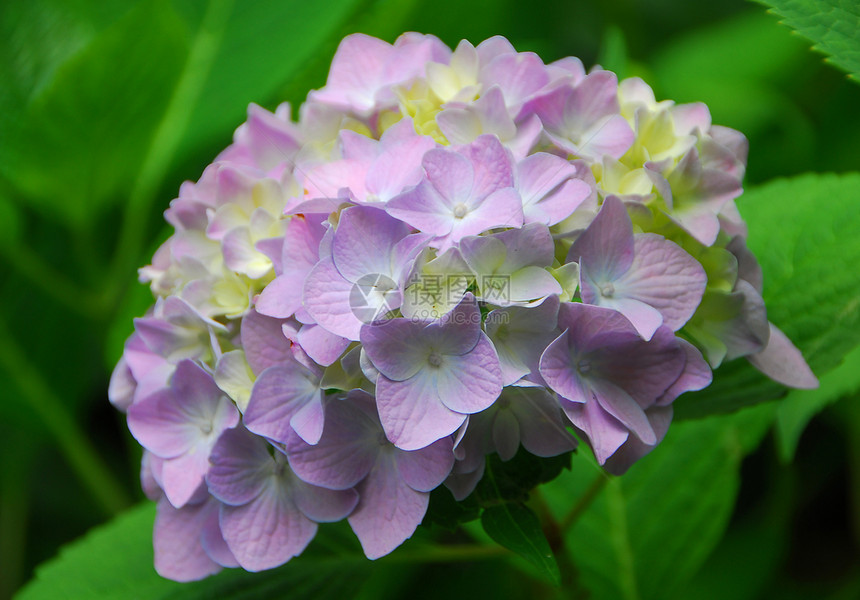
[776,342,860,461]
[0,0,391,226]
[0,0,189,225]
[676,173,860,419]
[541,404,775,600]
[652,11,810,131]
[754,0,860,82]
[15,503,373,600]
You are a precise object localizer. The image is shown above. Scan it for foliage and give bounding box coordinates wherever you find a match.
[755,0,860,82]
[2,0,859,599]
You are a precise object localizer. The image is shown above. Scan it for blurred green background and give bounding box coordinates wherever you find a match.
[1,0,859,598]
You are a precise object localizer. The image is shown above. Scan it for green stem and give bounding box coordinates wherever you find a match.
[106,0,235,308]
[383,543,510,564]
[532,488,582,595]
[560,472,610,533]
[0,243,105,320]
[0,318,131,516]
[0,450,30,600]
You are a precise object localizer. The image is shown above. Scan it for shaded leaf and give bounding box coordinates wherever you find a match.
[422,486,480,531]
[474,450,572,506]
[481,503,560,585]
[776,342,860,461]
[541,404,775,600]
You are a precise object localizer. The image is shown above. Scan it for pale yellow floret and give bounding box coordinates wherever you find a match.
[394,80,449,143]
[593,156,654,198]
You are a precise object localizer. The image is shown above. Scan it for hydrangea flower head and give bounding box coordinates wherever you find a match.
[112,31,817,581]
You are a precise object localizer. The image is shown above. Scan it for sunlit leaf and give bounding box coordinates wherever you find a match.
[16,503,372,600]
[776,343,860,461]
[677,173,860,419]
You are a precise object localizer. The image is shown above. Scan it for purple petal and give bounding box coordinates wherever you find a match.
[577,114,635,160]
[597,326,687,407]
[255,276,299,319]
[303,257,363,340]
[395,436,455,492]
[376,374,468,451]
[748,323,818,389]
[458,135,514,200]
[614,233,707,331]
[423,147,475,204]
[127,361,238,459]
[479,51,549,109]
[568,196,634,281]
[590,379,656,445]
[292,479,359,522]
[492,409,521,461]
[507,386,577,457]
[444,461,485,501]
[331,206,413,281]
[296,323,350,367]
[517,153,590,226]
[160,450,215,508]
[657,340,712,405]
[200,501,239,568]
[348,453,429,559]
[447,186,524,243]
[563,397,629,464]
[386,180,456,237]
[539,330,590,403]
[434,334,503,414]
[207,427,272,506]
[603,405,673,475]
[360,319,433,381]
[245,363,324,445]
[154,497,223,582]
[241,310,295,374]
[286,394,379,489]
[220,477,317,571]
[584,295,663,341]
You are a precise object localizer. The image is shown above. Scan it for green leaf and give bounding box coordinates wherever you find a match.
[16,502,372,600]
[422,486,481,531]
[0,192,21,248]
[596,25,629,80]
[541,404,775,600]
[172,0,395,161]
[481,503,561,586]
[652,11,811,130]
[754,0,860,82]
[0,0,406,226]
[676,173,860,419]
[0,0,189,225]
[776,342,860,461]
[473,450,572,506]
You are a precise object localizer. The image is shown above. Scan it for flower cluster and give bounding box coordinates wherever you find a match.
[110,33,817,581]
